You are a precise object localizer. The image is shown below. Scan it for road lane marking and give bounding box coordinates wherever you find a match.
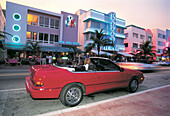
[0,88,26,92]
[36,84,170,116]
[0,73,29,77]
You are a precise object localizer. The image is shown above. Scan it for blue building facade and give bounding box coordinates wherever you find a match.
[76,9,126,52]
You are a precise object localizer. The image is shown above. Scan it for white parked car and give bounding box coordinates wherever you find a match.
[153,61,168,66]
[116,62,158,71]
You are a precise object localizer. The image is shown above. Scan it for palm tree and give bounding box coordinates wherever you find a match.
[137,40,156,62]
[23,40,41,61]
[0,31,13,61]
[163,47,170,59]
[85,29,114,57]
[0,31,12,39]
[69,46,83,61]
[0,31,13,49]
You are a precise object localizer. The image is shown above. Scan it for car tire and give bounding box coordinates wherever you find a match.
[127,78,138,93]
[59,84,83,107]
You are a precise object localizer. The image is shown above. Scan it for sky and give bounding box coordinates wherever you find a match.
[1,0,170,31]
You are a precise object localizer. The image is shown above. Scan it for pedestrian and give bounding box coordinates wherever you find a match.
[46,54,49,64]
[49,54,52,64]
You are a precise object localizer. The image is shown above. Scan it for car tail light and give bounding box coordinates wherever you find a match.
[32,77,44,87]
[35,81,44,86]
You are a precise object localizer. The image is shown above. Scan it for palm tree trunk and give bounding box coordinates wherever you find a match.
[97,45,100,57]
[74,53,76,61]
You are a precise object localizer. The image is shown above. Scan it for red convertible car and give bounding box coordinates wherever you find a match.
[25,57,144,106]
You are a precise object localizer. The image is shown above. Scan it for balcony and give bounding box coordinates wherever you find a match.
[115,33,125,39]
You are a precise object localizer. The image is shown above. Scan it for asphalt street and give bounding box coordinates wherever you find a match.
[0,65,170,116]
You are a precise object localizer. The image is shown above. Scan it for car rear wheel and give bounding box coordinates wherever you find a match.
[59,84,83,107]
[127,79,138,93]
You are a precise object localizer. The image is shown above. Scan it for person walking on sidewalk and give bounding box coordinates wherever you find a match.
[49,54,52,64]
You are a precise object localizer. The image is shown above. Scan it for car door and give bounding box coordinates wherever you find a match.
[94,58,128,92]
[72,68,97,95]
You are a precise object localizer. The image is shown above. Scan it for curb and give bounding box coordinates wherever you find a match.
[36,84,170,116]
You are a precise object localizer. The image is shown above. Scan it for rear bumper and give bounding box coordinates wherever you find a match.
[25,76,61,98]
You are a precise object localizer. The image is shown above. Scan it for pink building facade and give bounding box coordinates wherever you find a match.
[124,25,152,53]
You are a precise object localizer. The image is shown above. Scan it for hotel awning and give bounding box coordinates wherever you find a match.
[117,52,133,57]
[40,46,74,52]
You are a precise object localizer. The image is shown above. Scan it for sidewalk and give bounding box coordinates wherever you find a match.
[38,85,170,116]
[0,64,30,69]
[0,65,30,74]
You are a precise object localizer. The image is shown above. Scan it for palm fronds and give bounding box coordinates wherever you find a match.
[85,29,114,57]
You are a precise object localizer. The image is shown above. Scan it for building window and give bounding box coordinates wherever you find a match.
[44,33,48,43]
[140,35,145,39]
[39,33,43,42]
[124,43,128,47]
[45,17,49,27]
[133,43,138,48]
[133,33,138,38]
[117,27,124,34]
[50,18,59,29]
[91,21,100,28]
[55,20,59,29]
[54,35,58,42]
[39,16,44,27]
[158,33,166,39]
[148,36,152,41]
[50,34,59,44]
[158,41,161,46]
[39,16,50,27]
[125,33,128,38]
[158,33,161,38]
[27,31,37,42]
[27,14,38,26]
[50,19,54,28]
[27,31,31,40]
[158,41,165,46]
[50,34,54,44]
[38,33,58,44]
[86,21,90,28]
[116,38,124,45]
[33,32,37,42]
